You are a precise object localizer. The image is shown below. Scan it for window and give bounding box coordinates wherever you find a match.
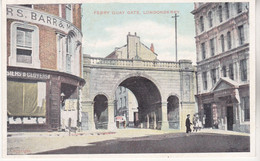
[229,64,234,80]
[225,3,230,19]
[66,35,73,73]
[238,25,245,45]
[10,22,40,68]
[242,96,250,121]
[222,66,227,77]
[200,16,204,32]
[227,31,232,49]
[201,42,206,60]
[16,27,33,64]
[211,68,217,85]
[240,59,247,81]
[208,11,213,28]
[237,3,242,14]
[65,4,72,22]
[7,80,46,123]
[220,35,225,52]
[210,38,215,56]
[120,98,122,108]
[202,72,207,90]
[218,6,223,23]
[124,96,127,107]
[20,5,33,8]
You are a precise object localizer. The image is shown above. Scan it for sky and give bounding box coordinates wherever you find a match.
[82,3,196,63]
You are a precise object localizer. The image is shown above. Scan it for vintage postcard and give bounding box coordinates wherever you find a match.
[1,0,257,160]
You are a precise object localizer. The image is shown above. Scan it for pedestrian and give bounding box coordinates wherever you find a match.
[192,114,197,132]
[202,114,206,128]
[186,114,192,133]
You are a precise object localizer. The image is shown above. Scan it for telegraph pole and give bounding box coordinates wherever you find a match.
[172,12,179,62]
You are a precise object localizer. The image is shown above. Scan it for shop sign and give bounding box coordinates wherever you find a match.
[6,5,82,39]
[7,70,50,80]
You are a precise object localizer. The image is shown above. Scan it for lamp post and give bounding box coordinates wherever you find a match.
[172,12,179,62]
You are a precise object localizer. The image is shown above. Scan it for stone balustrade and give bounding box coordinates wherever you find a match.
[83,55,194,70]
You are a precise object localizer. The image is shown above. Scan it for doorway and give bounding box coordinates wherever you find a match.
[227,106,233,131]
[204,104,212,128]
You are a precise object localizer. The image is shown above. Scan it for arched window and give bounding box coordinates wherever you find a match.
[218,6,223,23]
[225,3,230,19]
[227,31,232,49]
[66,32,75,73]
[199,16,204,32]
[220,34,225,52]
[208,11,213,28]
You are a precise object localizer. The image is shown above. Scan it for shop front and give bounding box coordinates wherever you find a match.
[7,66,85,132]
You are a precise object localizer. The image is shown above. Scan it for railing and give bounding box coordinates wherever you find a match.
[83,56,193,70]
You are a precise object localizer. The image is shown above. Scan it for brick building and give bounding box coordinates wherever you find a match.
[192,2,250,133]
[6,4,85,131]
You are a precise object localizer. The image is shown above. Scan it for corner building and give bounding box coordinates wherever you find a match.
[6,4,85,131]
[192,2,250,133]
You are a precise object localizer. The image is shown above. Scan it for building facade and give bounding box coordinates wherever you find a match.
[115,86,138,127]
[6,4,85,131]
[192,2,250,133]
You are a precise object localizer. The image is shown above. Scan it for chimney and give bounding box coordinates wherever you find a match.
[128,32,130,35]
[135,32,137,36]
[150,43,154,52]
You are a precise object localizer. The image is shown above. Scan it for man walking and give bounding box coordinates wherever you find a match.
[186,114,192,133]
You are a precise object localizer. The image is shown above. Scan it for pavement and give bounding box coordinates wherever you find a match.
[6,128,250,155]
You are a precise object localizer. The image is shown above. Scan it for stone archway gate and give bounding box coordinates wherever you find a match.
[81,55,197,131]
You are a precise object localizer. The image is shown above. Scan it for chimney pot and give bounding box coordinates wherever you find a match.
[150,43,154,52]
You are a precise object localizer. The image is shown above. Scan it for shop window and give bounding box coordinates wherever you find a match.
[199,16,204,32]
[238,25,245,45]
[242,96,250,121]
[211,68,217,85]
[210,38,215,56]
[218,5,223,23]
[229,64,234,80]
[220,34,225,52]
[222,66,227,77]
[227,31,232,49]
[237,3,242,14]
[208,11,213,28]
[240,59,247,81]
[225,3,230,19]
[7,80,46,124]
[201,42,206,60]
[10,22,40,68]
[202,72,207,90]
[65,4,72,22]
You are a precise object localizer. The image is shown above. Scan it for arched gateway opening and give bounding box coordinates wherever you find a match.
[114,76,162,129]
[94,95,108,129]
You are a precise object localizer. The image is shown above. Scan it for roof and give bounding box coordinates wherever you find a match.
[211,77,240,92]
